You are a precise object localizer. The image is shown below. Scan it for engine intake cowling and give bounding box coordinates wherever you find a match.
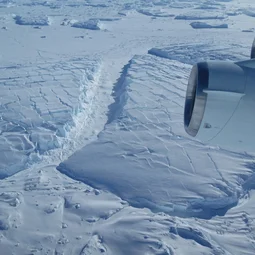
[184,39,255,152]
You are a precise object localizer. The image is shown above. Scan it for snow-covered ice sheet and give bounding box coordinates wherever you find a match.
[1,0,255,254]
[58,53,252,219]
[2,163,255,255]
[0,57,102,176]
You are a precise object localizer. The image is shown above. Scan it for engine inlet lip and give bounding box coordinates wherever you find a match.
[184,62,209,137]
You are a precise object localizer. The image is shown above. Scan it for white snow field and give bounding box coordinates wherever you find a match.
[1,0,255,254]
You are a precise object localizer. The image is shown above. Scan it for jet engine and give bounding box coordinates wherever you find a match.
[184,39,255,152]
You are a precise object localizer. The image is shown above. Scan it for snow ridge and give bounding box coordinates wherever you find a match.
[106,61,131,125]
[30,60,106,166]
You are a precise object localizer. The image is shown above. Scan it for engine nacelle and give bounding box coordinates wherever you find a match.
[184,39,255,152]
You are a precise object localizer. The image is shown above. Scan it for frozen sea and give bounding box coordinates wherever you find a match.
[1,0,255,254]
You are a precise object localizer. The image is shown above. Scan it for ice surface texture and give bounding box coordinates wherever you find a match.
[1,0,255,254]
[0,58,101,176]
[58,54,250,219]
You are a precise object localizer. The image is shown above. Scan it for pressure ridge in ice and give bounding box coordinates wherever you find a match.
[190,22,228,29]
[72,19,103,30]
[175,11,226,20]
[148,43,248,65]
[13,15,51,26]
